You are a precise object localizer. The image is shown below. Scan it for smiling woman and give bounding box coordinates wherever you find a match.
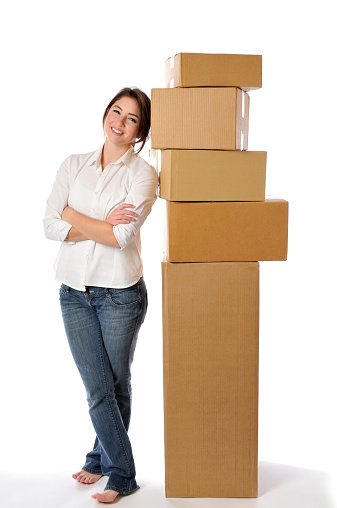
[43,87,157,504]
[103,87,151,154]
[103,97,140,157]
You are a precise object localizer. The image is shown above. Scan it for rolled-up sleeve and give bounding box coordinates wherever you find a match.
[43,156,73,241]
[113,165,158,250]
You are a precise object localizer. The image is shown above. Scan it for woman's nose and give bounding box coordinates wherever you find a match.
[119,116,126,126]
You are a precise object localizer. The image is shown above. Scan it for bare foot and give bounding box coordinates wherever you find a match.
[92,490,119,503]
[72,470,103,484]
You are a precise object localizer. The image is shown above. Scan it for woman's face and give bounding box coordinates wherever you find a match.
[104,96,140,150]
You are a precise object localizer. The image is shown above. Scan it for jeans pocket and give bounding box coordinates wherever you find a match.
[106,285,141,308]
[59,284,70,300]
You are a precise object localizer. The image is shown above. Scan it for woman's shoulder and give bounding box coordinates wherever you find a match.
[59,147,101,173]
[68,147,101,166]
[129,151,157,178]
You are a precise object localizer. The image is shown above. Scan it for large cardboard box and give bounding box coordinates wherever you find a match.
[151,87,249,150]
[165,53,262,91]
[164,199,288,262]
[162,261,259,498]
[157,149,266,201]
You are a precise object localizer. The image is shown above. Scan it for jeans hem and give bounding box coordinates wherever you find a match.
[104,483,140,495]
[82,466,103,475]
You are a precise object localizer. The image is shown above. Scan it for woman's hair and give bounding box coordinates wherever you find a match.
[102,87,151,154]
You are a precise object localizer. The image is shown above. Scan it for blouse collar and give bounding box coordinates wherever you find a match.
[88,145,136,171]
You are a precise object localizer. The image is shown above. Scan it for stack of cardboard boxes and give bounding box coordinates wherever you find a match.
[151,53,288,498]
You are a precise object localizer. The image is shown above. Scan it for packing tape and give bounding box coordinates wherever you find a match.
[149,149,161,173]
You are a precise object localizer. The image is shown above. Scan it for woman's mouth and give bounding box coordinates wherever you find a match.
[112,127,123,135]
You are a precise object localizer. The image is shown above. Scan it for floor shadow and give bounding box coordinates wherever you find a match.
[259,461,334,501]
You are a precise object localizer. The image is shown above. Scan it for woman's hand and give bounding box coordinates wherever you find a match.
[105,203,138,226]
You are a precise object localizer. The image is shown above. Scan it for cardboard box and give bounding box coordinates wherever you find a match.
[164,199,288,262]
[157,149,266,201]
[162,261,259,497]
[151,87,249,150]
[165,53,262,91]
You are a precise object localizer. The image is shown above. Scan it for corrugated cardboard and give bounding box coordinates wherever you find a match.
[151,87,249,150]
[158,149,266,201]
[165,53,262,91]
[162,261,259,498]
[164,199,288,262]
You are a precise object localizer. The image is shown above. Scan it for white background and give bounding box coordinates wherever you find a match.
[1,0,336,506]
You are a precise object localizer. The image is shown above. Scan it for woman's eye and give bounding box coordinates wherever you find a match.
[129,117,137,123]
[112,109,120,114]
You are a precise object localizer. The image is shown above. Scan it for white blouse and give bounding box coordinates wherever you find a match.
[43,146,158,291]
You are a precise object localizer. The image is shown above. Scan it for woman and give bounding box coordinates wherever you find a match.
[43,87,157,503]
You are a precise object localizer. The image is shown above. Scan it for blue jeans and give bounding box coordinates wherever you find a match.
[59,278,148,495]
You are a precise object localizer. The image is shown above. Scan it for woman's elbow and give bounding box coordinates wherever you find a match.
[43,223,56,241]
[111,224,136,250]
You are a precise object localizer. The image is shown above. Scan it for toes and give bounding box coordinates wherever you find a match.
[92,490,119,503]
[73,470,103,485]
[74,472,87,483]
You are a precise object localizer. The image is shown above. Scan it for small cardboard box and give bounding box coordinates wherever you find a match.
[157,149,266,201]
[165,53,262,91]
[164,199,288,262]
[151,87,249,150]
[162,261,259,498]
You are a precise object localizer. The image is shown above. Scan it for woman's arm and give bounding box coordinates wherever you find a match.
[62,207,119,247]
[64,227,88,242]
[43,156,73,241]
[110,166,158,250]
[62,203,138,247]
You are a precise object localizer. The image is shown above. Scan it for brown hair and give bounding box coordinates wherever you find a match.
[102,87,151,154]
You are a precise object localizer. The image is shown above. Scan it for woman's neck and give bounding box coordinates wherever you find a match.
[101,141,132,170]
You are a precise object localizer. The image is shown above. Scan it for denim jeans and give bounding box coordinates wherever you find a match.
[59,278,148,495]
